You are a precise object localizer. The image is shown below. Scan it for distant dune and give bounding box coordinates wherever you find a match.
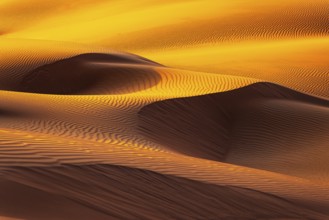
[18,53,161,95]
[1,0,329,219]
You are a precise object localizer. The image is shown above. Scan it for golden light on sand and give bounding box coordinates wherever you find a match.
[0,0,329,219]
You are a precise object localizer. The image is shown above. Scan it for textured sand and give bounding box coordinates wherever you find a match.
[1,0,329,219]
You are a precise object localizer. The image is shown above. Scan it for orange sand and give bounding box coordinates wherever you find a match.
[0,0,329,219]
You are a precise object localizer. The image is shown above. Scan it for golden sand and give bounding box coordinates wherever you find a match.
[0,0,329,219]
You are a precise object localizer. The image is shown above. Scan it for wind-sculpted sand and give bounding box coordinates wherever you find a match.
[0,0,329,219]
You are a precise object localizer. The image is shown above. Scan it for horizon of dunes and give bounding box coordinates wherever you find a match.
[1,0,329,219]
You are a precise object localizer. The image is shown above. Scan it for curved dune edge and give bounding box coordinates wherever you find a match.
[2,53,162,95]
[1,165,328,220]
[141,36,329,99]
[138,82,329,182]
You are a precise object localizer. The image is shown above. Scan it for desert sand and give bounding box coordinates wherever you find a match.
[0,0,329,219]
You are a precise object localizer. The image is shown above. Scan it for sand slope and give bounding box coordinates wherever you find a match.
[0,53,328,219]
[139,83,329,182]
[2,0,329,97]
[2,165,328,220]
[1,0,329,219]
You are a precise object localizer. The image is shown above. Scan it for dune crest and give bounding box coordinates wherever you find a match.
[13,53,161,95]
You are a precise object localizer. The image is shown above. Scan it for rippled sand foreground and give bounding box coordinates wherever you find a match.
[1,0,329,219]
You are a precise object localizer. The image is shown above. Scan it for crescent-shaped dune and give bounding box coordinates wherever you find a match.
[1,0,329,219]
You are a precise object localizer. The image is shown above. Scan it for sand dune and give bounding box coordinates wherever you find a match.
[3,0,329,97]
[1,0,329,219]
[17,53,161,95]
[139,83,329,182]
[0,58,328,218]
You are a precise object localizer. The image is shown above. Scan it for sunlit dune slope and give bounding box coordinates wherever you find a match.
[146,37,329,98]
[2,0,329,97]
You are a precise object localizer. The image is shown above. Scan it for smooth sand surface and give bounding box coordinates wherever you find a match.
[0,0,329,219]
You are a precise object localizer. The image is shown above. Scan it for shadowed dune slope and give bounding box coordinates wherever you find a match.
[0,179,111,220]
[1,165,327,220]
[5,53,161,95]
[138,83,329,181]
